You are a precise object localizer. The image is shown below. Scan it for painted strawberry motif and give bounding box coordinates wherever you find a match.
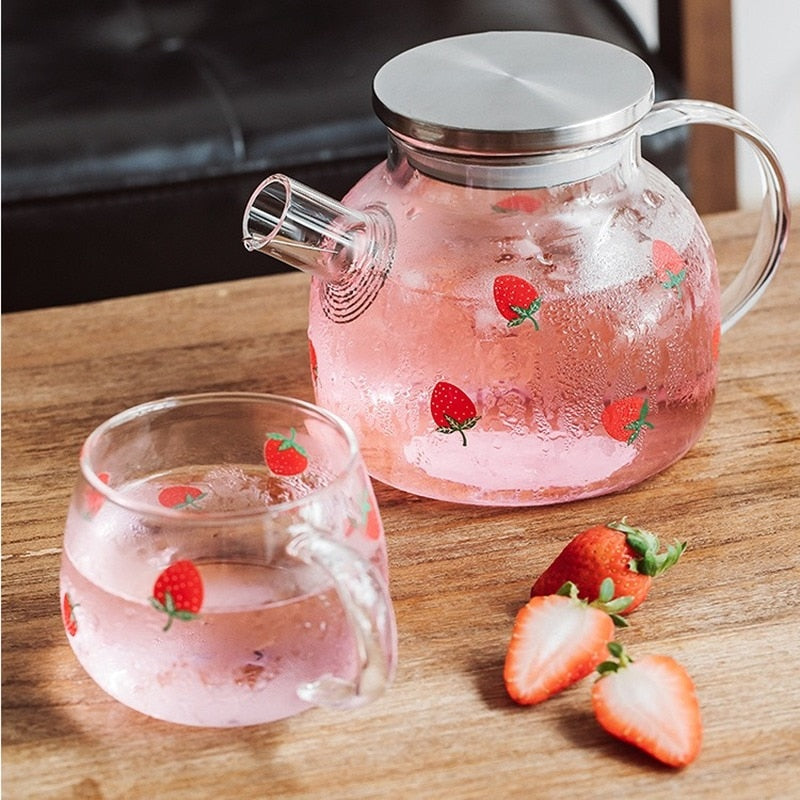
[62,592,78,636]
[346,490,382,541]
[157,485,207,510]
[493,275,542,329]
[492,194,542,214]
[308,339,319,386]
[711,323,721,361]
[653,240,687,296]
[602,396,654,444]
[430,381,481,446]
[361,492,382,541]
[264,428,308,476]
[83,471,110,519]
[150,560,203,631]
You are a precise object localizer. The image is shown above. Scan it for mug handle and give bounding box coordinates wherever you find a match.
[641,99,790,332]
[287,529,398,709]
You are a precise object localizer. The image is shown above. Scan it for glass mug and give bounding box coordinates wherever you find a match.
[60,393,397,727]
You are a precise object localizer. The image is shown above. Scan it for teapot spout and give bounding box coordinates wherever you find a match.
[242,174,394,285]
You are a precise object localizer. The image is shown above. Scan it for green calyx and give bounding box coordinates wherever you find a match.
[608,519,687,577]
[624,399,655,444]
[662,268,687,296]
[507,300,542,330]
[556,578,632,628]
[150,591,199,632]
[266,428,308,456]
[174,492,207,510]
[596,641,634,675]
[436,414,481,447]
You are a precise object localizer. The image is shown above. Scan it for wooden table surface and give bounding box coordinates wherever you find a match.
[3,208,799,799]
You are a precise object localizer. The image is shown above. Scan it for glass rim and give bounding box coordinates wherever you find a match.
[79,392,363,521]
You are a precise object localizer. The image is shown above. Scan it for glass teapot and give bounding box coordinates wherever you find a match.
[242,32,789,506]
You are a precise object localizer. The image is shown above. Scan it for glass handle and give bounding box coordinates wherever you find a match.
[641,99,790,332]
[287,530,398,709]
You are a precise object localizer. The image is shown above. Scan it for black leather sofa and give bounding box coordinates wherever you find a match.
[2,0,685,311]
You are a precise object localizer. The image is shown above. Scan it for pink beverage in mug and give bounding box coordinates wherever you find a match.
[60,395,396,727]
[307,161,720,505]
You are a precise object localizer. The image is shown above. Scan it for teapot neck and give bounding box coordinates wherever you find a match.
[389,131,640,190]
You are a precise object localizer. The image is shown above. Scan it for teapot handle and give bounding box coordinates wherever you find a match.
[287,529,398,709]
[641,99,790,332]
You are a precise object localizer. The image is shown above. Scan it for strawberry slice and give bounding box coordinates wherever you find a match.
[592,642,703,767]
[504,580,631,705]
[150,560,203,632]
[430,381,481,447]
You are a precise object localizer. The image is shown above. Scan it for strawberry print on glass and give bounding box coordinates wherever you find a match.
[430,381,481,447]
[264,428,308,476]
[150,560,204,632]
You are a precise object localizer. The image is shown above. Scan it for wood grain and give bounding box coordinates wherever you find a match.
[2,208,799,799]
[680,0,738,213]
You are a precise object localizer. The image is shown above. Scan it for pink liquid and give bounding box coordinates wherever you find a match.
[61,468,382,726]
[61,556,355,726]
[308,162,720,505]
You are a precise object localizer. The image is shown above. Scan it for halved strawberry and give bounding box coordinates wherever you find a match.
[504,580,631,705]
[592,642,702,767]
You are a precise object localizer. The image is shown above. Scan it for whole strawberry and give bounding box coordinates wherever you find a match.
[531,520,686,615]
[150,560,204,631]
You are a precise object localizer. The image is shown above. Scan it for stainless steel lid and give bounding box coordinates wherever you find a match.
[372,31,654,154]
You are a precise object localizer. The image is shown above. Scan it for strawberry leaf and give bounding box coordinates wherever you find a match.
[609,519,687,577]
[597,641,630,674]
[597,577,615,603]
[555,581,579,598]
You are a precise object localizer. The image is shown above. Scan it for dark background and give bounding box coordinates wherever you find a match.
[2,0,688,311]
